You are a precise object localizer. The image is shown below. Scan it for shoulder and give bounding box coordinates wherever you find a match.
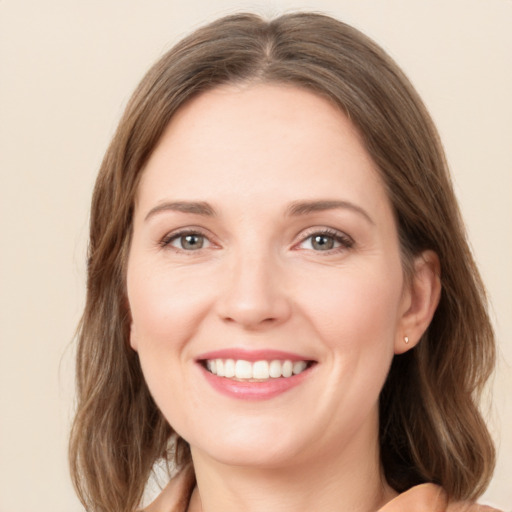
[379,484,504,512]
[142,464,195,512]
[446,502,504,512]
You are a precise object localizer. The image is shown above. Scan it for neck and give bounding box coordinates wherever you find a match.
[188,419,396,512]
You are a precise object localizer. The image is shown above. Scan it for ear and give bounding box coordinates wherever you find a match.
[129,321,138,351]
[395,250,441,354]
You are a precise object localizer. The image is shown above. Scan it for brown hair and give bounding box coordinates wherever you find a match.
[69,12,496,512]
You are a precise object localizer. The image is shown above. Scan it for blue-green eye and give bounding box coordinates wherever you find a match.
[299,230,353,251]
[163,232,210,251]
[311,234,336,250]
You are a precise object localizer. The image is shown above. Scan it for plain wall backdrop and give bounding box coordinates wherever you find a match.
[0,1,510,510]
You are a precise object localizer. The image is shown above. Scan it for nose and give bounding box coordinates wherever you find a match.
[216,250,292,329]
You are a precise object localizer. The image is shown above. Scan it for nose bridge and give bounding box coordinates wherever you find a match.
[217,242,291,328]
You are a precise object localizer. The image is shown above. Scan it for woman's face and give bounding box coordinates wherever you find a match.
[127,84,413,469]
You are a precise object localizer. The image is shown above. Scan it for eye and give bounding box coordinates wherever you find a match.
[298,229,354,252]
[161,231,211,251]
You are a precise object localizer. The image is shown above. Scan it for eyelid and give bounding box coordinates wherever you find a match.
[294,226,355,251]
[159,226,217,251]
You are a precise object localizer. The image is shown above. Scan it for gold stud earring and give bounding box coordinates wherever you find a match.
[404,336,410,344]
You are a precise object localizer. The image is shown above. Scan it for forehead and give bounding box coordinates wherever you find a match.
[136,83,389,216]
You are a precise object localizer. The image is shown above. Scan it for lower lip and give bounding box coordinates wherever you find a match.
[199,364,313,400]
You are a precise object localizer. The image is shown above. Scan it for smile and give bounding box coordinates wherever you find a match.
[197,349,317,399]
[204,359,310,380]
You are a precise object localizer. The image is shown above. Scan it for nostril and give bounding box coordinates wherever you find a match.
[215,269,293,328]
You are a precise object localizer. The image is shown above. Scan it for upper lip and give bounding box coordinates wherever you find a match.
[196,348,315,363]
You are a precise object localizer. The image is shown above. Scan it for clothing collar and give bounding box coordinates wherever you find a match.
[378,483,447,511]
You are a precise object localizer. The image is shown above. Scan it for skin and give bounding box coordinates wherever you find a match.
[127,84,441,512]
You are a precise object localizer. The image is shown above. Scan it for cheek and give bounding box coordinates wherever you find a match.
[299,264,403,432]
[127,266,206,430]
[300,264,404,353]
[128,263,212,347]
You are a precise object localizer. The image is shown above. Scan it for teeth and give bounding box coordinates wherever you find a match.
[292,361,307,374]
[269,360,282,378]
[252,360,269,379]
[216,359,225,377]
[224,359,235,378]
[205,359,309,380]
[282,360,293,378]
[235,360,252,379]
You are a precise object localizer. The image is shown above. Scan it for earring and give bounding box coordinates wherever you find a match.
[404,336,410,344]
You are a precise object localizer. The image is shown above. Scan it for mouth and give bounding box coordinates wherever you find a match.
[200,358,315,381]
[196,349,317,399]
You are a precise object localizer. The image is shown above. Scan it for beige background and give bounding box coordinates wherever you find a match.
[0,1,510,510]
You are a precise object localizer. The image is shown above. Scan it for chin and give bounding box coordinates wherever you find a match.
[185,417,311,469]
[193,442,303,470]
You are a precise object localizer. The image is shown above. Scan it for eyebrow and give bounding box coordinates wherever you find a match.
[286,200,375,225]
[144,201,217,221]
[144,199,374,225]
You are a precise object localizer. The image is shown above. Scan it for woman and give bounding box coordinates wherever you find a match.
[69,12,500,512]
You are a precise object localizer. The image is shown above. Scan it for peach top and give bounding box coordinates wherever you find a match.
[144,465,502,512]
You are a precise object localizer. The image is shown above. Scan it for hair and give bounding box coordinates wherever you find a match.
[69,12,496,512]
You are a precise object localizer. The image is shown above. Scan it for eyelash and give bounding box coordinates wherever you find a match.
[159,227,354,254]
[296,228,354,253]
[159,228,211,252]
